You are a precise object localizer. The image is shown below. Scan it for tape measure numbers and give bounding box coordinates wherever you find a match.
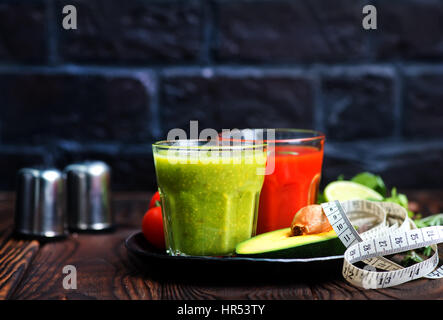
[321,200,443,289]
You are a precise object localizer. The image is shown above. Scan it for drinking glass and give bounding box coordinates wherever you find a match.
[152,140,267,256]
[221,129,325,234]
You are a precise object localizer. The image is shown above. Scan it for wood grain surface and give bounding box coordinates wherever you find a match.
[0,193,40,299]
[0,191,442,300]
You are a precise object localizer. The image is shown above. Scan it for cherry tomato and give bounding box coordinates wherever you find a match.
[149,191,161,209]
[142,191,165,250]
[142,206,165,250]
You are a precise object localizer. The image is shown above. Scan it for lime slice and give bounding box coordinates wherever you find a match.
[324,181,383,202]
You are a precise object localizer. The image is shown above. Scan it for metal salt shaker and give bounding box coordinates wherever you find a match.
[64,161,113,231]
[14,168,67,238]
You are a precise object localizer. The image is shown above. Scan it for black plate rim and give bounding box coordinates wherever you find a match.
[125,231,344,264]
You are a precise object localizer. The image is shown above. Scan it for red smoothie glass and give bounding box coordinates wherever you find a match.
[221,129,325,234]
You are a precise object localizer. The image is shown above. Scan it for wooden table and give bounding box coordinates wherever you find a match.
[0,191,442,300]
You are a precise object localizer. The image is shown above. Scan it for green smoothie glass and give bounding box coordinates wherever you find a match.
[152,140,267,256]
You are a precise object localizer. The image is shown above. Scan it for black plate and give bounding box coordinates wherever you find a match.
[125,232,344,283]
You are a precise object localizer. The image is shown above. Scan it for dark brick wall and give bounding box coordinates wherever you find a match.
[0,0,442,191]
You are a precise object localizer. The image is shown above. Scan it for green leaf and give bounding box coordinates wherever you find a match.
[351,172,387,197]
[422,246,433,257]
[384,187,409,210]
[402,250,424,267]
[317,192,326,204]
[397,194,408,208]
[414,214,443,228]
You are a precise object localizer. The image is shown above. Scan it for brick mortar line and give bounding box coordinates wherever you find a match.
[365,0,377,63]
[45,0,60,66]
[2,63,443,73]
[145,71,162,139]
[393,63,404,140]
[312,66,325,134]
[200,0,216,65]
[1,139,443,150]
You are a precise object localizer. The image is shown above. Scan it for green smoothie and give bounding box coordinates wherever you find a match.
[153,144,266,256]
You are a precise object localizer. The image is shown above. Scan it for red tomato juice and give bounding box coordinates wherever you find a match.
[256,145,324,234]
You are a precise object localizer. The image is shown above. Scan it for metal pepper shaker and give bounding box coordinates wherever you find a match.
[64,161,113,231]
[14,168,67,238]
